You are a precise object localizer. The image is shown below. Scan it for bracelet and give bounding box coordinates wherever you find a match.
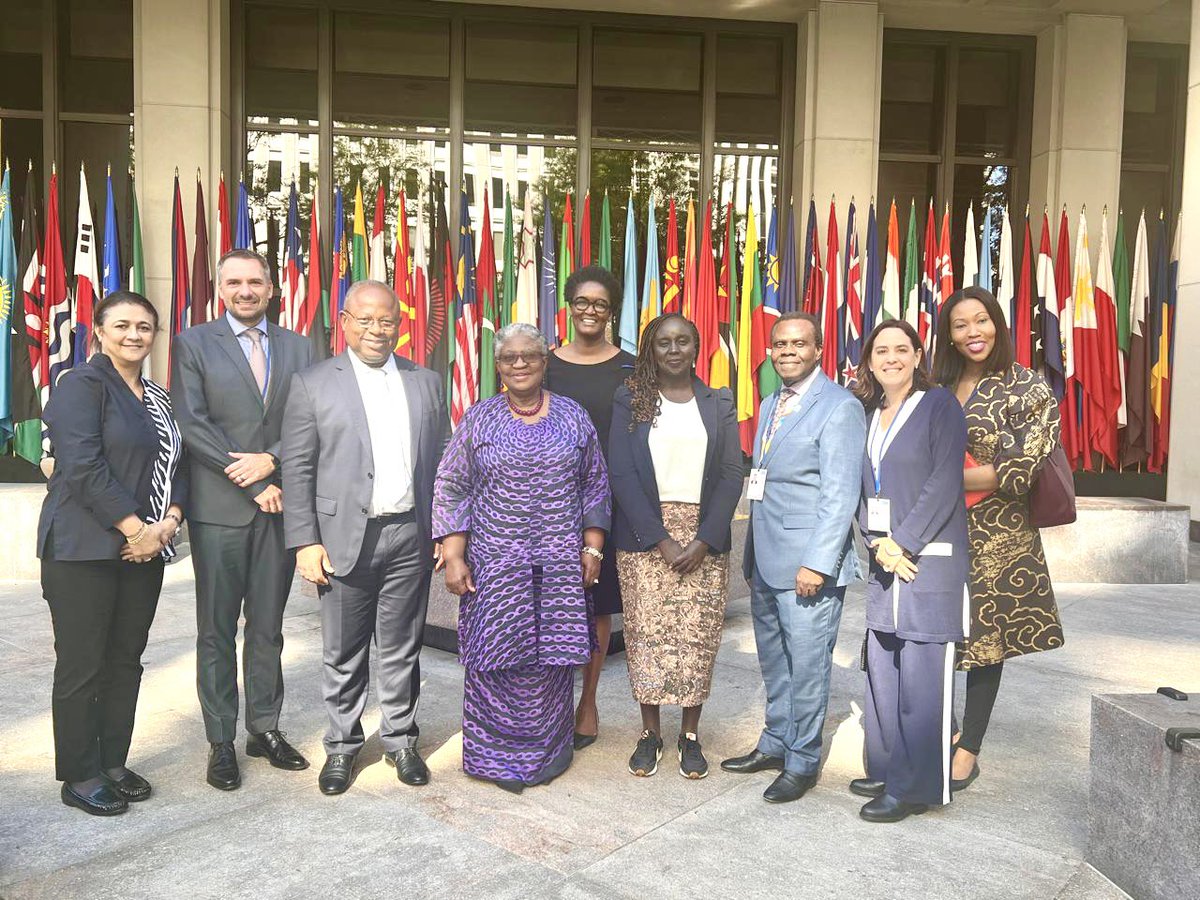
[125,522,149,545]
[581,546,604,562]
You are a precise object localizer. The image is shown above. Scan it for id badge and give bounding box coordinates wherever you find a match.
[867,497,891,533]
[747,468,768,502]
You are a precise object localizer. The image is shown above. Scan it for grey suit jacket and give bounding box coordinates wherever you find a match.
[280,352,449,575]
[170,317,314,527]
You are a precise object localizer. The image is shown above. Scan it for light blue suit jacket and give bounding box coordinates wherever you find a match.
[743,370,868,590]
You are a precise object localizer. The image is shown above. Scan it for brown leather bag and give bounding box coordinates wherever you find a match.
[1029,445,1076,528]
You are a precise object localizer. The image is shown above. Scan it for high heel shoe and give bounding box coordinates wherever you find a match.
[950,762,980,792]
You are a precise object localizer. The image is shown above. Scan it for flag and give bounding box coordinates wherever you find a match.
[478,188,499,400]
[1014,212,1033,367]
[1092,209,1123,465]
[579,192,591,269]
[779,201,799,314]
[410,184,430,367]
[451,187,479,425]
[978,206,993,292]
[14,169,43,463]
[842,200,864,386]
[882,200,901,322]
[557,193,573,343]
[618,194,638,354]
[757,205,781,398]
[393,188,413,356]
[662,198,681,316]
[962,203,978,290]
[351,181,369,283]
[1055,207,1081,467]
[1149,214,1177,472]
[499,187,515,330]
[1071,211,1101,470]
[1037,212,1064,400]
[329,186,349,354]
[918,199,937,355]
[862,200,882,335]
[901,200,919,334]
[191,175,212,325]
[820,199,841,379]
[694,199,717,385]
[736,205,761,455]
[129,181,145,296]
[1122,211,1151,468]
[682,199,697,320]
[0,166,17,442]
[538,198,557,347]
[302,183,328,356]
[598,191,612,273]
[937,203,953,312]
[514,189,537,326]
[217,172,232,257]
[802,198,822,315]
[169,173,191,340]
[235,178,252,250]
[639,200,661,336]
[280,182,305,334]
[72,165,99,364]
[369,184,386,283]
[996,206,1014,328]
[429,183,454,392]
[1114,211,1131,355]
[44,170,74,401]
[711,202,736,392]
[101,170,121,297]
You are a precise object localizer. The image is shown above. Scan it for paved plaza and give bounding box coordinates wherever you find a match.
[1,544,1197,899]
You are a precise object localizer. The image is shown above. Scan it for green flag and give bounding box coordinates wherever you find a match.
[557,196,574,344]
[500,187,514,329]
[351,181,369,283]
[1113,210,1131,354]
[902,200,919,326]
[0,165,17,445]
[598,191,612,272]
[130,182,145,294]
[12,168,42,465]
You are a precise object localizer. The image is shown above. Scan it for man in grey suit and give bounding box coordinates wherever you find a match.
[721,312,867,803]
[171,249,314,790]
[282,280,448,795]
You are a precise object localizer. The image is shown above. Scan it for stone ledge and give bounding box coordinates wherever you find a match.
[1040,497,1190,584]
[0,484,45,582]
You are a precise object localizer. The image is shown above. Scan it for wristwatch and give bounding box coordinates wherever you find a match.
[581,546,604,562]
[267,452,281,471]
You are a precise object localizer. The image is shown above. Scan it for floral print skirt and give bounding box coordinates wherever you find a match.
[617,502,729,706]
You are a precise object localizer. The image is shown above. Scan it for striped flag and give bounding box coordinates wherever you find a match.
[1071,210,1100,470]
[618,194,638,355]
[882,200,901,322]
[451,187,479,425]
[499,187,515,329]
[330,186,349,354]
[862,199,882,335]
[557,193,573,344]
[1037,211,1064,400]
[191,174,212,325]
[821,199,841,379]
[1055,207,1081,468]
[14,169,44,464]
[129,181,144,295]
[842,200,863,386]
[369,184,386,283]
[902,200,919,333]
[962,203,978,289]
[393,189,413,356]
[757,205,781,398]
[693,199,717,385]
[682,199,697,320]
[72,165,99,364]
[662,197,681,316]
[301,182,327,350]
[579,192,591,269]
[218,173,232,256]
[937,203,953,311]
[598,191,612,273]
[351,182,369,283]
[736,205,760,455]
[0,165,17,443]
[802,198,822,315]
[410,185,430,367]
[537,197,557,347]
[168,173,191,340]
[711,202,736,393]
[639,200,661,337]
[919,198,937,355]
[1122,211,1151,468]
[1014,212,1033,367]
[514,189,537,326]
[1092,209,1123,465]
[1148,214,1176,472]
[978,206,993,293]
[478,188,498,400]
[280,182,305,333]
[779,201,799,315]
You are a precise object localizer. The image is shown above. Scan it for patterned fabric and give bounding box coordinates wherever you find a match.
[462,664,574,789]
[617,502,729,706]
[959,363,1065,669]
[141,378,184,561]
[761,386,796,450]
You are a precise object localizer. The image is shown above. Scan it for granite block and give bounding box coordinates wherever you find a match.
[1040,497,1189,584]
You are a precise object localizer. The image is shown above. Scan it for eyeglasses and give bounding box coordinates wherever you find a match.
[345,316,399,332]
[496,351,546,367]
[570,298,612,314]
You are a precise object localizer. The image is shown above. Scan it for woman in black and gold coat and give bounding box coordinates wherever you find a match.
[933,286,1065,792]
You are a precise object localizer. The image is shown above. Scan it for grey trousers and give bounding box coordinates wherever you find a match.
[318,513,431,756]
[190,513,294,743]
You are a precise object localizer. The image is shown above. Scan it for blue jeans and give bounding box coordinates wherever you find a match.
[751,572,846,775]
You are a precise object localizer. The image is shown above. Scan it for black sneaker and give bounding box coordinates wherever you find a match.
[678,732,709,779]
[628,730,663,777]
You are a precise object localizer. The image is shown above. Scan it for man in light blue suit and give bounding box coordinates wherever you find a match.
[721,312,867,803]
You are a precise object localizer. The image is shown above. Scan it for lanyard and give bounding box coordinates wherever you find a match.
[868,396,910,495]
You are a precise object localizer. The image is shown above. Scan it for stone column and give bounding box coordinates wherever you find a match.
[133,0,230,381]
[1165,4,1200,530]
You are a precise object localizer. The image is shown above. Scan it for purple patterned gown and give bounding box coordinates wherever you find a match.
[432,393,610,791]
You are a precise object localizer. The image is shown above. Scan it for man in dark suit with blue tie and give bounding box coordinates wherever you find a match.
[171,249,314,790]
[721,312,866,802]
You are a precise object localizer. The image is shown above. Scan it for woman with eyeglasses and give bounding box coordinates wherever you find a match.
[544,265,635,750]
[433,323,610,793]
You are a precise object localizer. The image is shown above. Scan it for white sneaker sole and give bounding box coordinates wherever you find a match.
[678,748,709,779]
[629,747,662,777]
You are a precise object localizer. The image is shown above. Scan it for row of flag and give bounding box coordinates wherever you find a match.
[0,162,1179,479]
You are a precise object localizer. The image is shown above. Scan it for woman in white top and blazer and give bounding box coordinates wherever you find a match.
[609,314,743,781]
[850,319,969,823]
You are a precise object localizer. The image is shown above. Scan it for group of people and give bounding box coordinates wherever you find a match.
[37,248,1063,823]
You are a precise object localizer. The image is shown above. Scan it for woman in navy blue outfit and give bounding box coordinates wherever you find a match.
[850,319,969,823]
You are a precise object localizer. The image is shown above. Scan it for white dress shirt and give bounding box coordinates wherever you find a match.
[648,394,708,504]
[348,351,414,516]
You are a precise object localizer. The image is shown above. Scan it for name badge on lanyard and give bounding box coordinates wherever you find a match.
[867,497,891,533]
[867,397,909,534]
[747,467,767,502]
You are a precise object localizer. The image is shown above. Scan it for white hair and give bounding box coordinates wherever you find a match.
[494,322,549,356]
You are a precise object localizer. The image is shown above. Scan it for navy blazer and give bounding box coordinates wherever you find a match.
[858,387,969,643]
[38,354,189,562]
[608,379,743,554]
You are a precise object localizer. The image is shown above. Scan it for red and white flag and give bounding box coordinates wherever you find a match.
[72,165,99,364]
[369,183,386,283]
[1092,209,1124,464]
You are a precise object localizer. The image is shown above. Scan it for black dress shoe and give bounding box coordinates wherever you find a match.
[61,781,128,816]
[101,768,152,802]
[950,762,980,793]
[385,748,430,786]
[720,749,785,774]
[207,742,241,791]
[246,730,309,771]
[573,732,598,751]
[763,770,817,803]
[319,754,356,795]
[849,778,886,798]
[859,793,929,823]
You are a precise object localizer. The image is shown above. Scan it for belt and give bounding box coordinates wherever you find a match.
[369,510,416,525]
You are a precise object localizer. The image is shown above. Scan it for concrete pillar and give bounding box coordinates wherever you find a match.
[1029,14,1126,263]
[1165,4,1200,528]
[133,0,230,381]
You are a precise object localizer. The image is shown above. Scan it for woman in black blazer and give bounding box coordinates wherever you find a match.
[38,291,188,816]
[609,313,743,780]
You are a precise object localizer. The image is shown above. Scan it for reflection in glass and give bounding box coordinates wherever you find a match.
[247,131,319,273]
[592,30,701,143]
[1122,52,1181,167]
[879,43,943,156]
[245,6,318,120]
[0,3,42,110]
[463,142,577,253]
[716,36,782,145]
[952,164,1010,280]
[465,21,577,137]
[955,49,1018,158]
[712,149,778,259]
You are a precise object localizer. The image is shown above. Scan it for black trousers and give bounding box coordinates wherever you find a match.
[42,556,164,782]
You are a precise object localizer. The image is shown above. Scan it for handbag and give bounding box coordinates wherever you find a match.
[1029,444,1076,528]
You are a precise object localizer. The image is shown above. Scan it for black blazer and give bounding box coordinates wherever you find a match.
[38,354,190,562]
[608,378,743,553]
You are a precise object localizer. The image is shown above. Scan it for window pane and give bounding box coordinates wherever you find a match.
[955,48,1019,158]
[952,163,1011,281]
[712,150,778,258]
[716,35,782,145]
[880,43,943,156]
[1122,51,1182,167]
[1119,169,1171,225]
[464,141,577,239]
[59,0,133,114]
[245,6,318,121]
[465,21,577,138]
[0,3,42,110]
[247,130,319,273]
[62,122,134,284]
[1,118,44,211]
[593,30,701,144]
[334,13,450,131]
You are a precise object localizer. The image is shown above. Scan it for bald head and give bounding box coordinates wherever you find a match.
[340,280,402,366]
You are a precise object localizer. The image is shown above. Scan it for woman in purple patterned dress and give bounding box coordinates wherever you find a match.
[433,323,610,793]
